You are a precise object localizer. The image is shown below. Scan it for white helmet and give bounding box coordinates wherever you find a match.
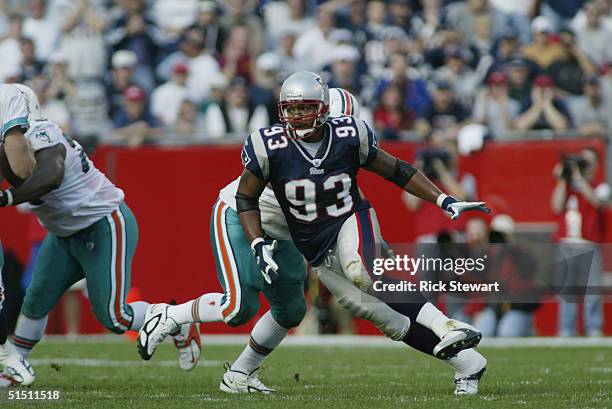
[278,71,329,139]
[13,84,42,121]
[329,88,360,118]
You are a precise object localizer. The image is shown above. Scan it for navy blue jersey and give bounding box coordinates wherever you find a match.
[241,116,379,265]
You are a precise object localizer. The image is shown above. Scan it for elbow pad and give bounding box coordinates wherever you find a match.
[235,192,260,214]
[385,159,417,188]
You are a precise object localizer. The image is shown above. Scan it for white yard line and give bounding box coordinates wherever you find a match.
[41,335,612,347]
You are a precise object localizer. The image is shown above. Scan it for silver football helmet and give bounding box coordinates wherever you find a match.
[329,88,360,118]
[278,71,329,139]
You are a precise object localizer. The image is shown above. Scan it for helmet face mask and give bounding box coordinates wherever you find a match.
[278,71,330,139]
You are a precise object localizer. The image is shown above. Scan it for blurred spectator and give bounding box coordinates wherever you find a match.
[551,148,609,336]
[490,0,535,44]
[433,45,480,105]
[373,84,414,139]
[264,0,314,49]
[540,0,586,32]
[201,72,228,112]
[275,31,305,80]
[219,25,255,85]
[505,56,534,103]
[515,74,572,131]
[152,0,198,42]
[473,72,521,137]
[571,0,612,31]
[473,214,540,337]
[364,0,387,41]
[404,131,478,242]
[410,0,448,42]
[364,26,409,81]
[388,0,412,30]
[46,51,77,100]
[170,98,205,135]
[293,5,339,71]
[67,79,110,147]
[106,49,147,119]
[470,14,494,59]
[19,37,44,81]
[337,0,368,47]
[203,77,269,139]
[0,14,23,83]
[326,45,361,95]
[569,75,612,134]
[522,16,567,69]
[415,80,471,136]
[375,53,430,119]
[113,85,162,147]
[249,52,281,125]
[219,0,264,55]
[22,0,60,61]
[106,0,160,90]
[575,0,612,66]
[29,74,71,132]
[191,1,225,55]
[151,62,191,126]
[445,0,491,45]
[56,0,107,80]
[547,27,597,96]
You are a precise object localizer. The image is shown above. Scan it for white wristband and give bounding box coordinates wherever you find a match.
[4,189,13,207]
[436,193,448,208]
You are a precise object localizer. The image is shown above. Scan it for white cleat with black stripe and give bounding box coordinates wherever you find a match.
[454,367,486,395]
[137,303,178,361]
[0,341,35,387]
[219,363,276,394]
[433,321,482,360]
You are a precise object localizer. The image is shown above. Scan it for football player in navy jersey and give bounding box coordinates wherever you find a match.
[238,72,490,392]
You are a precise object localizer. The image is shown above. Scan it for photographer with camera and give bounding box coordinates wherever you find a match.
[551,148,610,336]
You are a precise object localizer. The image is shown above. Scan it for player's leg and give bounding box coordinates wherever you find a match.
[344,208,482,358]
[0,243,35,387]
[224,240,308,393]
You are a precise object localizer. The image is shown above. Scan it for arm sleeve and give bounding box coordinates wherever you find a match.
[356,118,379,166]
[241,132,269,181]
[1,91,30,139]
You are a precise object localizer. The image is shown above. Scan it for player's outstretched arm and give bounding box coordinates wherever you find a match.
[236,169,279,284]
[364,148,490,220]
[3,127,36,180]
[0,144,66,207]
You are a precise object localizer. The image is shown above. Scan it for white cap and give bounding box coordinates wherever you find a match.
[531,16,553,33]
[199,0,216,12]
[331,45,359,63]
[491,214,515,235]
[209,72,228,90]
[256,52,281,71]
[112,50,137,68]
[329,29,353,45]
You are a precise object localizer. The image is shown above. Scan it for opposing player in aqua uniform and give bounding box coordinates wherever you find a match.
[138,83,488,395]
[0,84,37,386]
[0,84,201,385]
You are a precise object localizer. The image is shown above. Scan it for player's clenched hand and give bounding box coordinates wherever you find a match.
[440,195,491,220]
[251,238,279,284]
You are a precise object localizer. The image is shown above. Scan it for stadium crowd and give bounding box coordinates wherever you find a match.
[1,0,612,147]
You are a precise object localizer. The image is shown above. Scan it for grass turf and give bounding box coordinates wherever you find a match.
[1,341,610,409]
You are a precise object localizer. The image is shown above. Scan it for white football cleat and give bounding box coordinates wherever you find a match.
[0,342,35,387]
[454,367,486,395]
[137,303,178,361]
[433,320,482,359]
[173,323,201,371]
[219,363,275,394]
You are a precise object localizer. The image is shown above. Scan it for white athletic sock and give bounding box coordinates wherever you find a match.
[128,301,150,331]
[13,314,48,358]
[167,293,224,325]
[448,348,487,377]
[231,311,288,374]
[416,302,453,339]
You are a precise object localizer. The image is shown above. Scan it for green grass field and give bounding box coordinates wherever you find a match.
[1,339,610,409]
